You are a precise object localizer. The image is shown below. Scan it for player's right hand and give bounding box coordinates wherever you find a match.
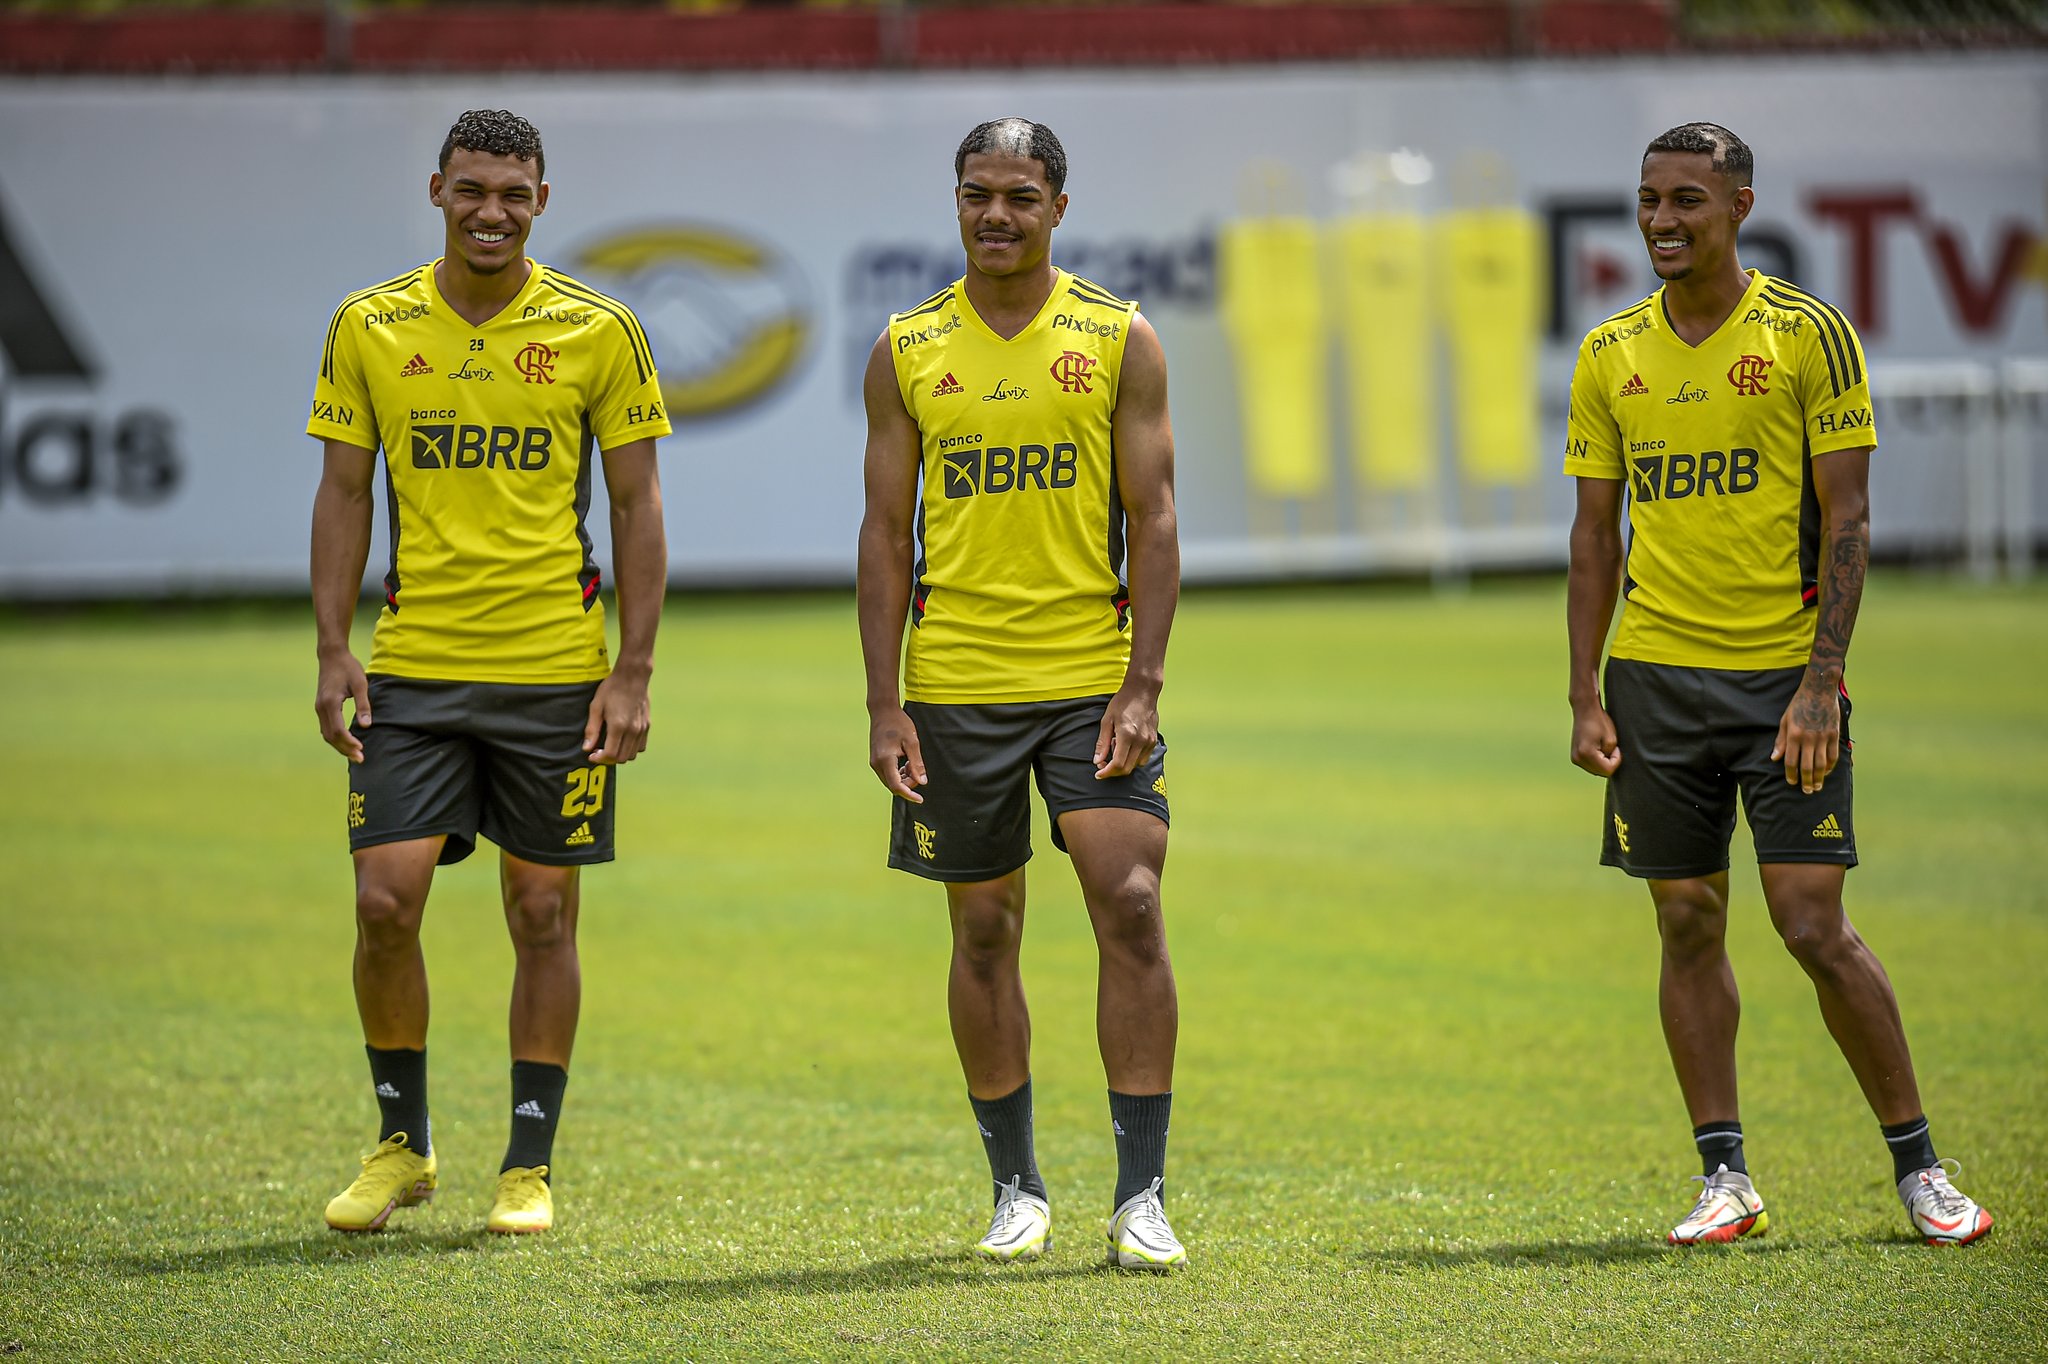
[868,706,927,803]
[316,650,371,763]
[1569,701,1622,778]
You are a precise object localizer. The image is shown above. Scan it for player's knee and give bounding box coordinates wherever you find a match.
[354,882,424,950]
[1091,872,1166,963]
[1778,908,1855,973]
[951,896,1023,975]
[505,885,573,950]
[1653,892,1726,962]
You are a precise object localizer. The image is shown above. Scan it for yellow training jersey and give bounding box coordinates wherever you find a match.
[891,270,1137,703]
[1563,269,1876,670]
[306,261,671,684]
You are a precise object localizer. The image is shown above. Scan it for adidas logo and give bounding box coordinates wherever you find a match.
[932,371,965,397]
[375,1082,401,1098]
[514,1099,548,1120]
[1618,372,1649,397]
[1151,775,1168,798]
[976,1123,993,1139]
[1812,813,1846,840]
[399,352,433,377]
[1112,1120,1126,1136]
[565,821,594,847]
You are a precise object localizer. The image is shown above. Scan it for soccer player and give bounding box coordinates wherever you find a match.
[857,119,1186,1270]
[1564,123,1992,1247]
[306,109,671,1236]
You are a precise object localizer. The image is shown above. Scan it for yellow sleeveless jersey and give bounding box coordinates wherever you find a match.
[1563,270,1876,670]
[306,261,671,684]
[890,270,1137,703]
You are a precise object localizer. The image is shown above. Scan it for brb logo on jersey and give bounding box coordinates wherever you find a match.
[1629,446,1760,503]
[516,343,559,385]
[1727,354,1773,395]
[411,413,553,471]
[941,441,1081,499]
[1050,350,1097,394]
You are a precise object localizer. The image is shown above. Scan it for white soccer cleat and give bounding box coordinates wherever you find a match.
[1106,1177,1186,1271]
[1668,1165,1769,1245]
[973,1175,1051,1262]
[1899,1159,1993,1246]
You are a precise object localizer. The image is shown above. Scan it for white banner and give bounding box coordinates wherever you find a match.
[1,56,2043,595]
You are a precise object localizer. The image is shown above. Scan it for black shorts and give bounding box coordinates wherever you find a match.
[1601,658,1856,879]
[888,696,1170,883]
[348,675,616,867]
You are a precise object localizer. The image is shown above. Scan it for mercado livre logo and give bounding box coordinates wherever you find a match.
[568,225,811,422]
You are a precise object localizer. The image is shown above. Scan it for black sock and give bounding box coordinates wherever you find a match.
[502,1060,568,1178]
[366,1046,429,1156]
[1694,1120,1744,1178]
[1109,1090,1172,1211]
[970,1079,1047,1204]
[1882,1115,1938,1184]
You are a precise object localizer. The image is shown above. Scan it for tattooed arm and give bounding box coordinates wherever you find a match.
[1774,446,1872,794]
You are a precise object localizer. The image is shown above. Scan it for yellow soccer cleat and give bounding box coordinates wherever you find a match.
[488,1165,553,1235]
[325,1133,436,1233]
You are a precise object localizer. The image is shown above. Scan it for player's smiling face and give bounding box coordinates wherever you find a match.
[1638,151,1750,283]
[956,153,1067,279]
[431,148,548,277]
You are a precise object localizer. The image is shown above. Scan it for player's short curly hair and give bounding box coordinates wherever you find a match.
[439,109,545,182]
[955,118,1068,195]
[1644,123,1752,188]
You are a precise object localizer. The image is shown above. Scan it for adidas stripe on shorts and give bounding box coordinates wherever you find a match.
[347,676,615,867]
[1599,658,1856,879]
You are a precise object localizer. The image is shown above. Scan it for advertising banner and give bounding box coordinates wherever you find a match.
[1,56,2042,595]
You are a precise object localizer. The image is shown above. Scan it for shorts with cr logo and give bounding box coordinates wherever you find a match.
[888,696,1170,883]
[347,675,615,867]
[1601,657,1856,879]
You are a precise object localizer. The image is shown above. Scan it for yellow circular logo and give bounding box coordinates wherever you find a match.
[569,225,810,422]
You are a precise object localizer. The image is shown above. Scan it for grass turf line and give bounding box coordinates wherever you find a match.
[0,575,2042,1361]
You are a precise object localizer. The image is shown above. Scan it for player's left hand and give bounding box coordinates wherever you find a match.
[1094,683,1160,780]
[1772,675,1841,794]
[585,668,652,765]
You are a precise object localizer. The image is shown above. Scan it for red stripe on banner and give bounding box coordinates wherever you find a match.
[912,4,1513,66]
[0,12,325,73]
[350,9,883,71]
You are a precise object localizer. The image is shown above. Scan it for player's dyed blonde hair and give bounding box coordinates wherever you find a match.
[1644,123,1753,188]
[955,118,1068,195]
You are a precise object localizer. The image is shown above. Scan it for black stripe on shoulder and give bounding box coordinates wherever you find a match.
[323,267,426,381]
[896,288,957,322]
[546,272,653,384]
[1766,281,1862,388]
[1759,287,1846,398]
[1064,275,1132,309]
[1597,297,1656,328]
[1063,285,1129,314]
[546,269,656,370]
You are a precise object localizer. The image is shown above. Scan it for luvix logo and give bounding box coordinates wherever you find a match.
[0,187,180,507]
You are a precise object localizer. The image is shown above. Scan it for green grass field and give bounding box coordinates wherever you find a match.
[1,576,2043,1361]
